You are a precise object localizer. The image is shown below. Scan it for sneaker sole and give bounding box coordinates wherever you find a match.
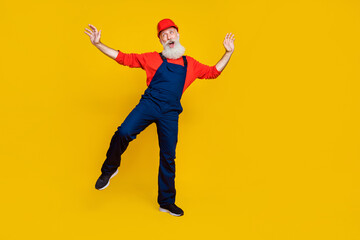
[97,169,119,190]
[159,207,184,217]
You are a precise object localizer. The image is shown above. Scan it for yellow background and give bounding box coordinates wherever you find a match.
[1,0,359,239]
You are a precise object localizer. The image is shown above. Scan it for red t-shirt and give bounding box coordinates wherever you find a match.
[114,50,222,94]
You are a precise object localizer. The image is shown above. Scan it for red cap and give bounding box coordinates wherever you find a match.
[157,19,178,38]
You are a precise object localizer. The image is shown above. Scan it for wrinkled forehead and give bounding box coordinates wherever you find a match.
[159,27,178,36]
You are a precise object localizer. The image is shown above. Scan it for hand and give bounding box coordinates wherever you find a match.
[84,24,102,45]
[223,33,235,53]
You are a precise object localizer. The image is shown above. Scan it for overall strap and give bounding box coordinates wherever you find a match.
[182,55,187,66]
[159,52,167,62]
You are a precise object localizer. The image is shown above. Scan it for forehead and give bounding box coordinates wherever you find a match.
[160,27,177,35]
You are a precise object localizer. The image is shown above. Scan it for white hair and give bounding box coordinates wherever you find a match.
[161,35,186,59]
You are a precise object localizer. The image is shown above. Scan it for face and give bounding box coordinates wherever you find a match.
[159,27,179,48]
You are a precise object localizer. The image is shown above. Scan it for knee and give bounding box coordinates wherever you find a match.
[117,126,133,141]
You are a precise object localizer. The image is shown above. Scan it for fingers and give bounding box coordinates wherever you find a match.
[88,24,98,32]
[84,24,101,38]
[225,33,235,41]
[84,27,94,38]
[84,28,92,34]
[84,30,91,37]
[230,33,235,41]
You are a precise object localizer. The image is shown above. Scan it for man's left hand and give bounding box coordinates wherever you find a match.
[223,33,235,53]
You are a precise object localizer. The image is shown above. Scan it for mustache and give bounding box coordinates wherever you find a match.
[164,38,179,46]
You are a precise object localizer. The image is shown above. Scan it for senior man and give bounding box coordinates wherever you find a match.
[84,19,235,217]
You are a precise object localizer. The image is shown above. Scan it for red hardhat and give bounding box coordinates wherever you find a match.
[157,19,178,38]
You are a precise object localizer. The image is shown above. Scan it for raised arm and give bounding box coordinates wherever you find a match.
[84,24,118,59]
[215,33,235,72]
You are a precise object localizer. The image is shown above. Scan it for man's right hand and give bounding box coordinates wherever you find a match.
[84,24,101,46]
[84,24,118,60]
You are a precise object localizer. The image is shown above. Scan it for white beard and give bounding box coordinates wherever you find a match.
[161,36,186,59]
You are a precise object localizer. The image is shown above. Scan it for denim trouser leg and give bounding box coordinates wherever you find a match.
[156,112,179,206]
[100,98,180,206]
[101,99,155,175]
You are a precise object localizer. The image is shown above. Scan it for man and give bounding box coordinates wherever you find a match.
[84,19,235,217]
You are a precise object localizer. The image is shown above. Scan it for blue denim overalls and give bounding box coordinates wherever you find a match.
[101,52,188,206]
